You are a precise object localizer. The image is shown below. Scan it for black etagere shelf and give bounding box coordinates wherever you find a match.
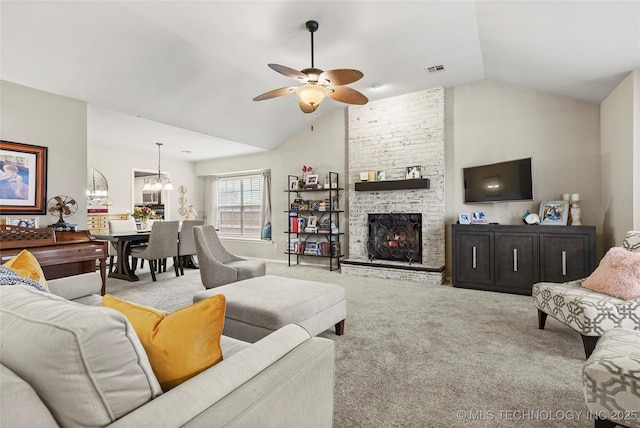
[285,171,343,271]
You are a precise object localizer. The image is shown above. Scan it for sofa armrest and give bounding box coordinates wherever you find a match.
[47,272,102,301]
[110,324,335,428]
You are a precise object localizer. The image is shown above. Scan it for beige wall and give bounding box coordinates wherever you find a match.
[444,80,602,279]
[600,71,637,248]
[88,146,198,221]
[195,109,346,263]
[1,81,88,228]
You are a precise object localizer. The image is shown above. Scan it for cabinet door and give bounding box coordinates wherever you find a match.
[539,233,591,283]
[453,231,494,286]
[495,233,538,292]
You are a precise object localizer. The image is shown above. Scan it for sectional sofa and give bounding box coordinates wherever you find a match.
[0,272,335,427]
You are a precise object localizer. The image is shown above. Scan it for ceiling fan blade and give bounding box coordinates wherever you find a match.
[253,87,296,101]
[298,99,318,114]
[319,69,363,86]
[268,64,308,81]
[328,86,369,105]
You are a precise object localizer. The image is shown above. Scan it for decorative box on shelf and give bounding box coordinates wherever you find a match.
[49,223,78,232]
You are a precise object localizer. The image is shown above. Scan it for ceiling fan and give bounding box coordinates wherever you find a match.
[253,20,368,113]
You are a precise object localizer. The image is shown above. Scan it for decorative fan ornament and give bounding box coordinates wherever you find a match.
[47,195,78,225]
[253,20,368,113]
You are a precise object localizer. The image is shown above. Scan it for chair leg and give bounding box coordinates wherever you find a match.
[179,256,185,276]
[537,309,548,330]
[173,257,180,277]
[163,258,167,272]
[335,320,345,336]
[595,417,618,428]
[149,260,157,282]
[582,335,600,359]
[109,255,114,274]
[131,257,138,271]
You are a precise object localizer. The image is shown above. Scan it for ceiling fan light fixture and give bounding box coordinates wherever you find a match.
[297,83,328,107]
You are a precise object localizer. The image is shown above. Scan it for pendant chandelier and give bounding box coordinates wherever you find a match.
[143,143,174,191]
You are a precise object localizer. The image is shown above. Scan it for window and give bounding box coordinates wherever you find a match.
[218,174,262,236]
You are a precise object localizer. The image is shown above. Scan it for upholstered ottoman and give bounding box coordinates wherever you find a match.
[583,328,640,428]
[193,275,346,343]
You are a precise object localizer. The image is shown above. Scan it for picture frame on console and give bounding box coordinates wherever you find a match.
[0,140,48,215]
[472,212,487,224]
[459,213,471,224]
[539,201,569,225]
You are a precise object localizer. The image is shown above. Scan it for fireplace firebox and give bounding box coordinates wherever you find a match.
[367,213,422,263]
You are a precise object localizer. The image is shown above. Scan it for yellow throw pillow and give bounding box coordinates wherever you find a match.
[103,294,225,391]
[3,249,50,292]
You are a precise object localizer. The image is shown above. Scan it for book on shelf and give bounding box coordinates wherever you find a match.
[289,214,298,233]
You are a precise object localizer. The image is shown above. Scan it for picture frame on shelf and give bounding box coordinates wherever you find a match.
[406,165,421,179]
[0,140,48,214]
[539,201,569,225]
[377,170,386,181]
[359,172,368,182]
[306,174,318,185]
[289,179,299,191]
[459,213,471,225]
[471,212,487,224]
[307,216,318,228]
[6,217,39,228]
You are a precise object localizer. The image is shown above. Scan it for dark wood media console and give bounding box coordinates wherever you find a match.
[452,224,596,295]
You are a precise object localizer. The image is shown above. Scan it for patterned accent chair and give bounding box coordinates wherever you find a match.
[533,231,640,358]
[583,328,640,428]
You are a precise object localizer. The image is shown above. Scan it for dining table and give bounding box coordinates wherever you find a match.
[93,231,150,282]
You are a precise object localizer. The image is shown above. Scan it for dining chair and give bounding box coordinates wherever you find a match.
[130,221,180,281]
[107,219,140,274]
[177,220,205,275]
[193,225,266,288]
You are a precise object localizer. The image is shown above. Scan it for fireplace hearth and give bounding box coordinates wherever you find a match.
[367,213,422,264]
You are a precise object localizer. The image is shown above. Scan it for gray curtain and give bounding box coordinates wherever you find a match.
[260,170,272,239]
[205,176,219,227]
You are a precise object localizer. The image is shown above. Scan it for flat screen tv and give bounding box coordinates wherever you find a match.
[463,158,533,203]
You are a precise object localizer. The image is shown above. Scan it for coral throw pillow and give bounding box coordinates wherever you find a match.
[103,294,226,391]
[3,249,50,292]
[582,247,640,300]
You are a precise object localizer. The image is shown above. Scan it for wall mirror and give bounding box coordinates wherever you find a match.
[87,167,109,208]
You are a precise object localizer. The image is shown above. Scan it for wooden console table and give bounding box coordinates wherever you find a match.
[0,225,108,295]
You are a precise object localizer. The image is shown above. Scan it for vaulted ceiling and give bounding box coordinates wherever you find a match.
[2,1,639,161]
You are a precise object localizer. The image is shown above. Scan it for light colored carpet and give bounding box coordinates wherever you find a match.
[107,261,591,427]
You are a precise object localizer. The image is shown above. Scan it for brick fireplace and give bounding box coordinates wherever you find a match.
[342,88,445,284]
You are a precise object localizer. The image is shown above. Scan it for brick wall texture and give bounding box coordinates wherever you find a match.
[347,88,446,275]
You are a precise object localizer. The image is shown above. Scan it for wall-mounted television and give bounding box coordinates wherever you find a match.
[463,157,533,203]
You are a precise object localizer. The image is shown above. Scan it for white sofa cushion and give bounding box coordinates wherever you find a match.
[0,365,58,427]
[0,285,162,427]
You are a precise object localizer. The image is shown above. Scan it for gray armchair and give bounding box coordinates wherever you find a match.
[177,220,205,275]
[193,225,266,288]
[131,221,180,282]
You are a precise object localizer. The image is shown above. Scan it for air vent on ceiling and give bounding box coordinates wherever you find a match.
[425,64,445,73]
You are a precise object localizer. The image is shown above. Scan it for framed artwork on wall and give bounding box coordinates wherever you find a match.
[539,201,569,225]
[0,140,48,214]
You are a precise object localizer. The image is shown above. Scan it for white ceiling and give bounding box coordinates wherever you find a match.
[1,1,639,162]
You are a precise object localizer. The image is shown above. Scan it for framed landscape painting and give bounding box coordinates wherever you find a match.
[0,141,48,214]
